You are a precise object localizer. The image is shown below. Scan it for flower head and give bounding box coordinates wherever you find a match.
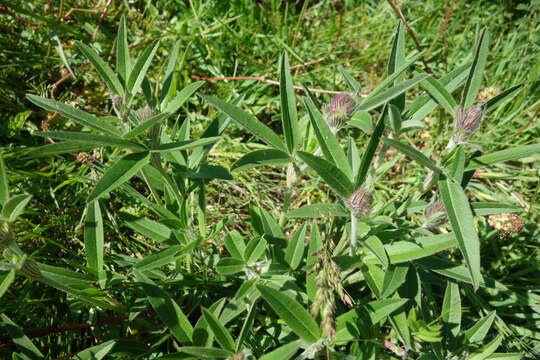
[323,92,356,130]
[452,105,484,144]
[424,199,448,228]
[348,187,372,216]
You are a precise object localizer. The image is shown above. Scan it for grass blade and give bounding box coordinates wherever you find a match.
[461,28,490,108]
[127,41,160,96]
[26,95,120,136]
[200,94,286,151]
[439,178,482,290]
[76,42,124,96]
[305,97,353,179]
[133,269,193,343]
[297,151,354,197]
[481,84,523,112]
[279,52,299,153]
[256,284,320,343]
[87,151,150,202]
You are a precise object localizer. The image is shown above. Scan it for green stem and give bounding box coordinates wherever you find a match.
[350,210,358,255]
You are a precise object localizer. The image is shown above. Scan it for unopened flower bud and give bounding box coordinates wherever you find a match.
[0,224,14,250]
[452,105,484,144]
[110,95,123,110]
[138,106,158,123]
[424,200,447,228]
[20,259,41,279]
[348,187,372,216]
[323,92,356,130]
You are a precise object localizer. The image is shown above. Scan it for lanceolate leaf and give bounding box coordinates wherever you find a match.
[149,137,220,153]
[76,42,124,96]
[279,52,299,153]
[124,112,172,139]
[465,311,496,343]
[383,138,442,174]
[33,131,146,151]
[0,154,8,207]
[26,95,120,136]
[200,94,286,151]
[442,281,462,337]
[134,269,193,343]
[259,341,301,360]
[24,141,96,158]
[285,223,307,270]
[468,334,503,360]
[202,308,235,352]
[231,149,291,171]
[304,97,353,180]
[0,270,15,299]
[127,41,160,95]
[439,178,482,290]
[461,28,490,108]
[355,109,386,187]
[116,16,131,82]
[1,313,44,359]
[87,152,150,202]
[421,76,458,116]
[174,347,234,359]
[84,201,104,284]
[162,81,205,113]
[482,84,523,112]
[0,194,32,222]
[297,151,354,197]
[466,143,540,170]
[256,284,320,343]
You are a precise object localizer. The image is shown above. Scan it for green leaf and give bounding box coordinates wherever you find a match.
[383,138,442,174]
[235,303,256,352]
[76,42,124,96]
[358,73,430,111]
[231,149,291,171]
[116,16,131,82]
[461,28,490,108]
[259,341,301,360]
[245,237,267,263]
[338,66,360,92]
[364,236,389,269]
[223,231,245,260]
[467,333,503,360]
[72,339,116,360]
[0,270,15,299]
[449,146,466,183]
[216,258,245,275]
[256,284,320,343]
[1,313,44,359]
[134,245,185,272]
[160,40,181,107]
[304,97,353,179]
[439,178,482,290]
[134,269,193,343]
[388,103,402,134]
[355,109,386,187]
[26,95,120,136]
[150,137,220,153]
[0,154,8,207]
[421,76,458,116]
[202,308,235,352]
[465,311,496,343]
[285,223,307,270]
[363,233,457,265]
[88,152,150,202]
[123,112,172,139]
[466,143,540,170]
[33,131,145,151]
[200,94,286,151]
[280,53,299,153]
[297,151,354,197]
[163,81,205,113]
[286,202,348,218]
[0,194,32,222]
[441,281,461,337]
[175,347,233,359]
[127,41,160,95]
[482,84,523,112]
[24,141,95,158]
[381,264,409,298]
[485,354,523,360]
[120,212,174,244]
[84,201,104,285]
